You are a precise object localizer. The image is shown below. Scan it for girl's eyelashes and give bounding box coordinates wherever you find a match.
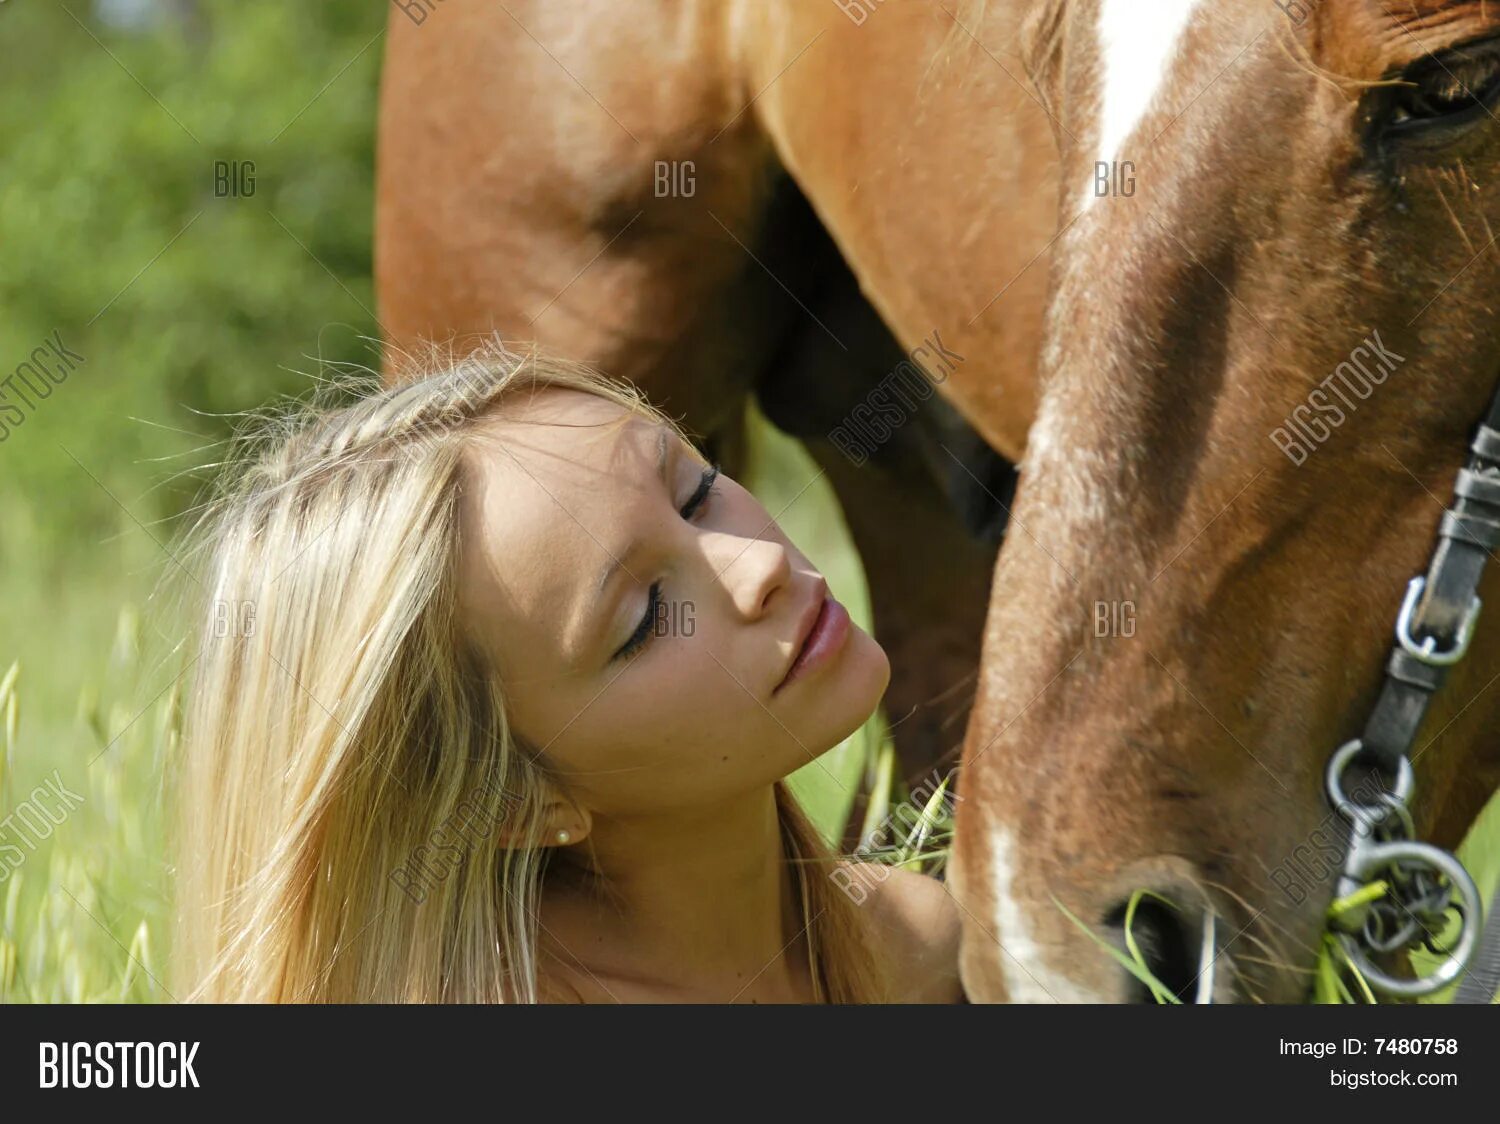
[615,581,662,661]
[680,463,720,520]
[611,463,721,662]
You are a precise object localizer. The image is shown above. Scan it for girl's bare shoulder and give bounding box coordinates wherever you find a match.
[844,862,965,1003]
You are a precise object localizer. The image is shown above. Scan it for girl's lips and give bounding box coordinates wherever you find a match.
[775,595,851,694]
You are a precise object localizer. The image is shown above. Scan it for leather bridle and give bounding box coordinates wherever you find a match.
[1323,381,1500,999]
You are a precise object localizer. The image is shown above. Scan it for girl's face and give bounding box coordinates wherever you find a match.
[457,389,890,818]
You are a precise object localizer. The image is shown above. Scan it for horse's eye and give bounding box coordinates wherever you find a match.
[1380,47,1500,143]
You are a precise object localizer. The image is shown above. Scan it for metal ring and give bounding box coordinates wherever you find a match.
[1326,739,1414,828]
[1396,575,1483,667]
[1336,840,1483,998]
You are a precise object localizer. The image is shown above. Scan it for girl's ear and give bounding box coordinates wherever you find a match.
[496,800,591,849]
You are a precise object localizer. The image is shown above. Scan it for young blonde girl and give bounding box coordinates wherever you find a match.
[171,340,961,1003]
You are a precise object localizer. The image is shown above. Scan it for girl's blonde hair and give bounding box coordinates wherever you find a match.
[170,339,889,1003]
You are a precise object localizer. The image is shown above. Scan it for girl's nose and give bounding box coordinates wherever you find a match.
[709,532,793,619]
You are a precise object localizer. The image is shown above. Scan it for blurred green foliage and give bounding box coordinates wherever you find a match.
[0,0,384,582]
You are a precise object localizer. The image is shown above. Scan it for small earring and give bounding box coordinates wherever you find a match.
[555,829,572,845]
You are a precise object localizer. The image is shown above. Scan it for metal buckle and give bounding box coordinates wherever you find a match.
[1395,575,1482,667]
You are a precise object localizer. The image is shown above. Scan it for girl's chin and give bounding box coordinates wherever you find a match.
[845,627,892,704]
[864,631,892,693]
[796,632,891,751]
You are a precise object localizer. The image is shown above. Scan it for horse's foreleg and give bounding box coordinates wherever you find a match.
[376,0,784,440]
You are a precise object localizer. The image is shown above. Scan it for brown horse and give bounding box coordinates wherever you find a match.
[948,0,1500,1002]
[376,0,1500,1002]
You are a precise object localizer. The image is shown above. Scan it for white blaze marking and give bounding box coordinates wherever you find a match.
[1086,0,1203,209]
[990,825,1104,1003]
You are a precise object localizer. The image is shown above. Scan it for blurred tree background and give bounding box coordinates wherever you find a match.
[2,0,384,697]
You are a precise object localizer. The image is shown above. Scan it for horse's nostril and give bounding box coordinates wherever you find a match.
[1103,896,1210,1004]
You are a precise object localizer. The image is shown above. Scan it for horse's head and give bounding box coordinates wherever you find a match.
[953,0,1500,1002]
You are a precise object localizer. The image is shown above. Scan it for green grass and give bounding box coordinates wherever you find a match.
[0,605,177,1002]
[1055,890,1188,1005]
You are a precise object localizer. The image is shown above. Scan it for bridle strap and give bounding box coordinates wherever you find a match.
[1323,381,1500,999]
[1359,383,1500,773]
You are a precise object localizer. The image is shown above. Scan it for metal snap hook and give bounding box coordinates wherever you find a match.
[1325,739,1413,829]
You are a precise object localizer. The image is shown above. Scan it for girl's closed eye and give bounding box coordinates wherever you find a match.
[612,463,720,661]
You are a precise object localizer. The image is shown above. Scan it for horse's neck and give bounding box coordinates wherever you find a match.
[735,0,1058,460]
